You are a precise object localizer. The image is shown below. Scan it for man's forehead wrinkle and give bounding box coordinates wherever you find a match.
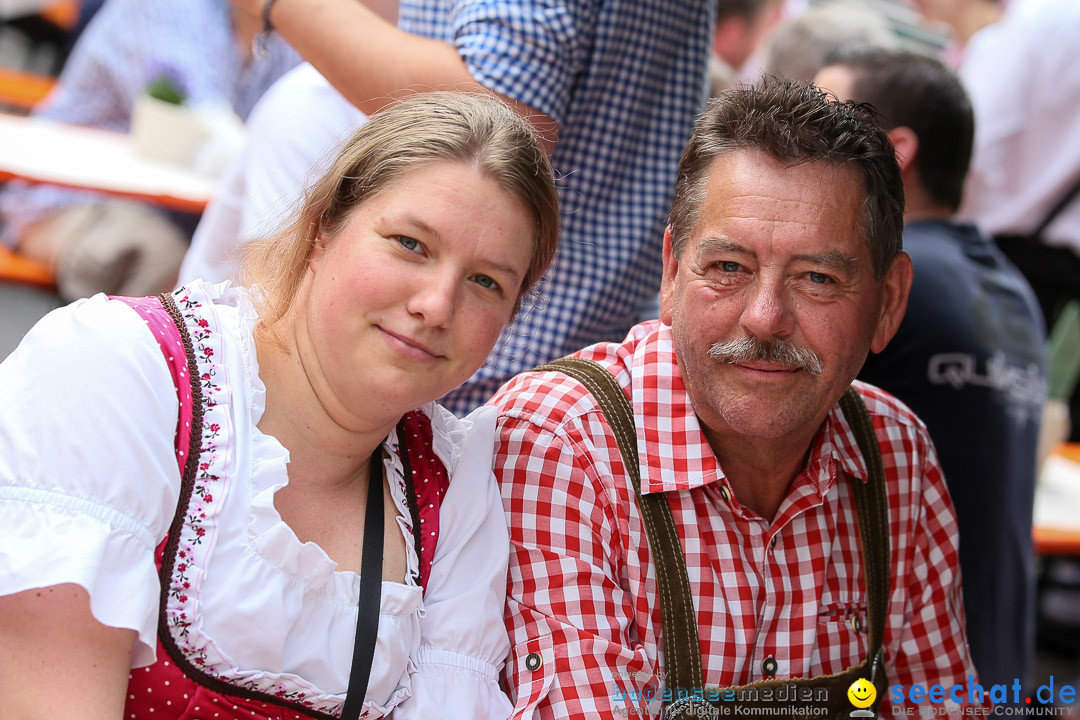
[694,216,832,253]
[711,190,821,211]
[702,196,834,230]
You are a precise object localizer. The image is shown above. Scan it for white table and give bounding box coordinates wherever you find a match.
[0,112,214,212]
[0,0,53,20]
[1035,445,1080,556]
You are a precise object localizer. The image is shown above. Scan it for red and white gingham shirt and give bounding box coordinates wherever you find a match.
[490,320,982,720]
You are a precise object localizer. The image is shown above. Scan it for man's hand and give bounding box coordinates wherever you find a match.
[228,0,263,17]
[228,0,560,154]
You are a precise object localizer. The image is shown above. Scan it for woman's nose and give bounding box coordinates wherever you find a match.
[406,270,457,328]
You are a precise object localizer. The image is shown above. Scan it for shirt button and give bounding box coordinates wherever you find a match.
[762,657,778,677]
[525,652,543,672]
[769,536,777,549]
[851,616,863,633]
[719,485,731,503]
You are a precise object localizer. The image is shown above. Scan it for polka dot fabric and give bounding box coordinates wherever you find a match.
[124,636,323,720]
[400,409,450,592]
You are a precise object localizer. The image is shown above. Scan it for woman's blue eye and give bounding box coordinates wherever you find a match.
[473,275,498,290]
[397,236,421,252]
[809,272,830,284]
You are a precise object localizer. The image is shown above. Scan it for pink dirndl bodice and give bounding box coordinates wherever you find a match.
[115,290,450,720]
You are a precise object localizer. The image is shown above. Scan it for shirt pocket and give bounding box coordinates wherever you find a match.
[509,631,556,720]
[813,601,869,677]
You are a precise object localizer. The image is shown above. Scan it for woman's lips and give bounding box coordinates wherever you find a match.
[378,326,443,361]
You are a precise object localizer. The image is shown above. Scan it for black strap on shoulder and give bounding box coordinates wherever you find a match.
[340,449,386,720]
[1033,170,1080,239]
[535,359,889,717]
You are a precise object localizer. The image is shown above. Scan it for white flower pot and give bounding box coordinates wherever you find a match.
[131,94,209,168]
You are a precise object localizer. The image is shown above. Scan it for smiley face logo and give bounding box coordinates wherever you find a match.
[848,678,877,709]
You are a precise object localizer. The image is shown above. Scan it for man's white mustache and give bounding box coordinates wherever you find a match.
[707,337,825,376]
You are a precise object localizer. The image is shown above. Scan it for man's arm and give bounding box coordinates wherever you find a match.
[497,411,662,718]
[884,439,992,717]
[232,0,559,153]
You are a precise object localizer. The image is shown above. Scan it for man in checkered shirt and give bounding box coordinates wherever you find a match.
[490,80,987,719]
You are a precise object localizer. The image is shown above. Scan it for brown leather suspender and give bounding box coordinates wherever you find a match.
[535,358,889,719]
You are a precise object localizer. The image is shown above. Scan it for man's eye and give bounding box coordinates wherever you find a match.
[808,272,832,284]
[719,261,741,272]
[397,236,421,252]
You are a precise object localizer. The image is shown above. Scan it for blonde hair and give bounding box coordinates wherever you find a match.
[241,91,559,335]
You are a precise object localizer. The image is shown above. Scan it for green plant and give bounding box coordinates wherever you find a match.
[145,72,188,105]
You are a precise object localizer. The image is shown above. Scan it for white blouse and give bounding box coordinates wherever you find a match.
[0,281,513,719]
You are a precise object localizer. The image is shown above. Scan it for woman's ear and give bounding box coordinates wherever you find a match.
[309,231,328,271]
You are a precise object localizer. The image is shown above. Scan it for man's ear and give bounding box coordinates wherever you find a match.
[659,226,680,325]
[871,251,913,353]
[887,126,919,174]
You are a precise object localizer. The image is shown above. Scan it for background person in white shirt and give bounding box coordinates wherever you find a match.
[915,0,1080,336]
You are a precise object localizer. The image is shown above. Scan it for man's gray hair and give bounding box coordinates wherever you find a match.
[668,78,904,279]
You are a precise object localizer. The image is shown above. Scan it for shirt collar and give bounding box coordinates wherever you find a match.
[630,323,869,496]
[808,399,870,487]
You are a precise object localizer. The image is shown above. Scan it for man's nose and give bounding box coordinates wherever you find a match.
[739,279,795,339]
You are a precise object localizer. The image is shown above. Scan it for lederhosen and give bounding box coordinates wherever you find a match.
[116,291,450,720]
[536,358,889,720]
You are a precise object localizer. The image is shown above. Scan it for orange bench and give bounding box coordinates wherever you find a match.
[0,66,56,113]
[40,0,79,30]
[0,245,56,289]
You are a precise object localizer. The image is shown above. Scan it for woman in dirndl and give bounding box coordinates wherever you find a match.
[0,90,558,720]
